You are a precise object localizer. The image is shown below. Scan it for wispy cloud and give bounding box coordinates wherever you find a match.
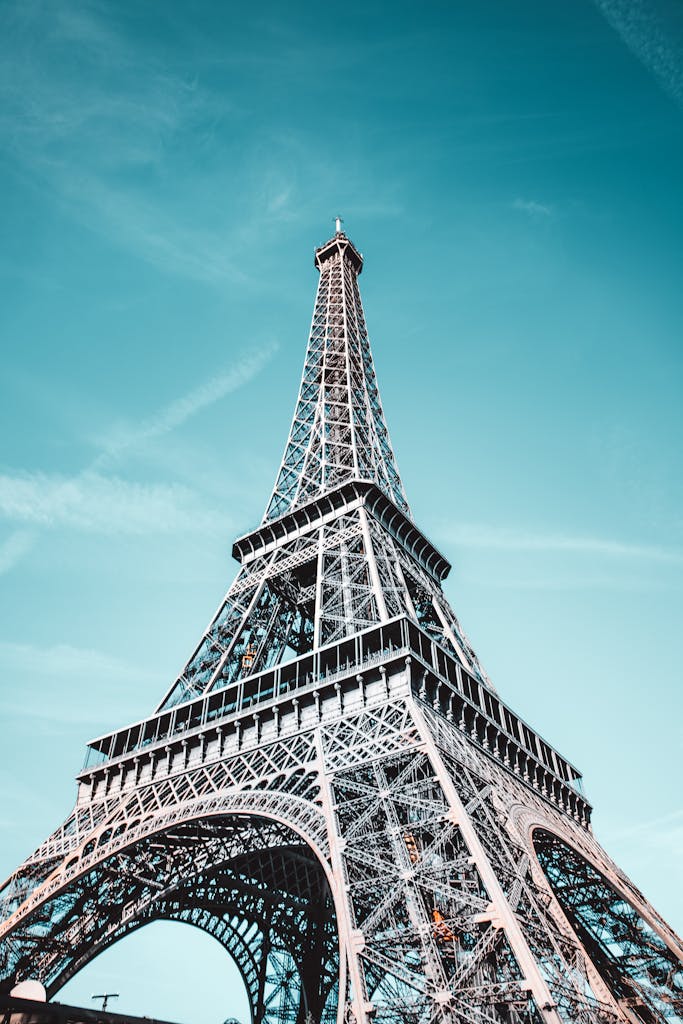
[437,523,683,564]
[51,174,251,286]
[0,471,222,535]
[603,809,683,871]
[594,0,683,107]
[95,343,279,463]
[0,531,35,574]
[0,640,164,725]
[0,342,277,548]
[605,808,683,845]
[0,0,250,284]
[0,639,148,684]
[0,1,204,165]
[513,198,553,217]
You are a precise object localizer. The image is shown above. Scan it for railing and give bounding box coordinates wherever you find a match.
[80,615,586,815]
[82,618,411,769]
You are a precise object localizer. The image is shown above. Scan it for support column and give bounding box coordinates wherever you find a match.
[315,731,367,1024]
[409,697,565,1024]
[358,506,389,623]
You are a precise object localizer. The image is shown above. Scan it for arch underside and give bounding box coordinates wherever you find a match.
[3,700,683,1024]
[2,815,339,1024]
[533,830,683,1024]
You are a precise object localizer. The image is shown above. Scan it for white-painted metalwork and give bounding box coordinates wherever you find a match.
[1,229,681,1024]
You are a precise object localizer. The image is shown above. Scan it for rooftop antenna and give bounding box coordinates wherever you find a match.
[92,993,119,1013]
[334,215,343,235]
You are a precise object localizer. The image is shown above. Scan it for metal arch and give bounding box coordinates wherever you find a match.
[503,802,683,980]
[58,847,338,1024]
[534,830,683,1024]
[0,787,334,944]
[3,811,339,1024]
[52,910,264,1019]
[161,910,263,1019]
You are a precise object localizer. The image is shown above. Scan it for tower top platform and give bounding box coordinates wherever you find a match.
[314,230,363,274]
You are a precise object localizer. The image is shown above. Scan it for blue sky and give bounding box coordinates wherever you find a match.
[1,1,682,1020]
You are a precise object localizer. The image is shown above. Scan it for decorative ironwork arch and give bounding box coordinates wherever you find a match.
[6,808,340,1024]
[532,828,683,1024]
[3,786,331,934]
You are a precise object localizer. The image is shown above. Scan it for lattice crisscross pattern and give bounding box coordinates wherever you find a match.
[265,232,409,522]
[1,229,682,1024]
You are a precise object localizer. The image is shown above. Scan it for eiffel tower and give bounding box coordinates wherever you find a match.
[1,224,682,1024]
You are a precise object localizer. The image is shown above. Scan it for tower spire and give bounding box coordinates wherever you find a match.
[264,227,409,523]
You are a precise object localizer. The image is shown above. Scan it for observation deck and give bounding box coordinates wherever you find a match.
[76,616,589,832]
[314,231,363,274]
[236,479,450,582]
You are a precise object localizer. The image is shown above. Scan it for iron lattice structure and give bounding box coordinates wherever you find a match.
[1,228,682,1024]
